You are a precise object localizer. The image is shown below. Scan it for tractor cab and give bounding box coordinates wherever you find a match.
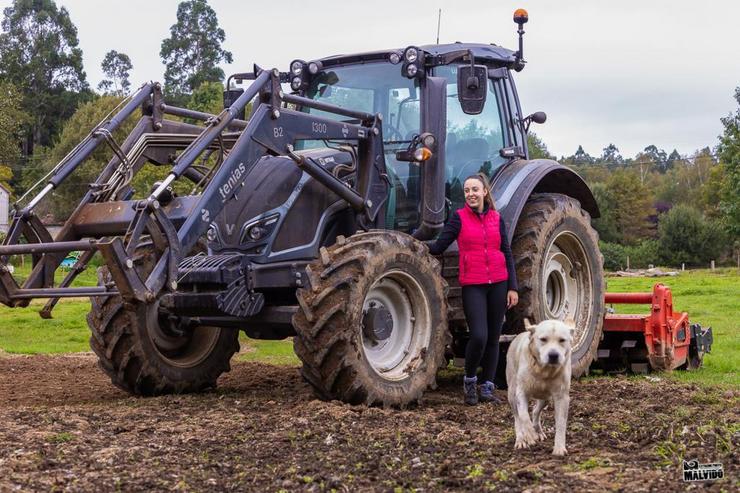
[284,34,540,235]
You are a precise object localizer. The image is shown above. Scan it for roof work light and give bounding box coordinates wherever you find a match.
[401,46,424,79]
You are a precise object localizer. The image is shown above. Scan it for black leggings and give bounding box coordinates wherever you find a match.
[462,282,508,382]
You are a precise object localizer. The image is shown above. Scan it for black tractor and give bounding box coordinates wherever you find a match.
[0,10,603,406]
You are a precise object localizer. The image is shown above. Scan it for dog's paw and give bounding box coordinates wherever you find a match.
[552,446,567,456]
[514,438,530,450]
[523,428,539,445]
[536,429,548,441]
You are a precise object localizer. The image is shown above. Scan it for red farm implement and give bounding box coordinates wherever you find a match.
[595,283,713,373]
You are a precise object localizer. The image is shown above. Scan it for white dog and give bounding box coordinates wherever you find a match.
[506,319,573,456]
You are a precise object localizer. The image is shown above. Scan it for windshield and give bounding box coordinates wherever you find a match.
[303,62,422,233]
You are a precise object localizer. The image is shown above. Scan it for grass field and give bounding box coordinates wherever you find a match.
[0,268,736,386]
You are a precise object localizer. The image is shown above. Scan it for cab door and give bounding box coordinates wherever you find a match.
[433,64,509,211]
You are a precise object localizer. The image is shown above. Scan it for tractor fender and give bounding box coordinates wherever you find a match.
[491,158,599,243]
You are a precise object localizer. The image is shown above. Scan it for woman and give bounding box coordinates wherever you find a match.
[428,173,518,405]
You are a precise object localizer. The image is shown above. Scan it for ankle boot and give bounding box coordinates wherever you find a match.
[479,380,502,403]
[463,375,478,406]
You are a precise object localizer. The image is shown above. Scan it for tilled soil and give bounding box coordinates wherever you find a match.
[0,352,737,492]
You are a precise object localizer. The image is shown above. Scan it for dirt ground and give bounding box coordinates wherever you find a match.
[0,353,736,492]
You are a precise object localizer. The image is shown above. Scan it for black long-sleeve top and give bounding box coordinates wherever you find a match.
[427,207,519,291]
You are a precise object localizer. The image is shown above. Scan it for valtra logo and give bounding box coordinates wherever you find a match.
[219,162,247,200]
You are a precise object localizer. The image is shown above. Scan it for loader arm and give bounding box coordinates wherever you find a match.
[0,68,390,309]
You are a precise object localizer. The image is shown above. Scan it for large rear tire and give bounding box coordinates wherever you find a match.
[510,193,605,377]
[293,231,449,406]
[87,248,240,395]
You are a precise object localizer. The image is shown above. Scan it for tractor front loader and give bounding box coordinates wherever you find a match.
[0,67,441,402]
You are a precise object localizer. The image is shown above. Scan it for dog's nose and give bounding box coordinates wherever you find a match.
[547,351,560,364]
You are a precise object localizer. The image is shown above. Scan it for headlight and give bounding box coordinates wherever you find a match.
[404,47,418,63]
[290,60,304,76]
[308,61,322,74]
[421,132,436,148]
[248,226,264,241]
[240,213,280,244]
[290,76,303,91]
[207,225,218,242]
[401,46,424,79]
[388,52,401,65]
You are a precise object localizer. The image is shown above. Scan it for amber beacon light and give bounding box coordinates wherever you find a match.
[512,8,529,71]
[513,8,528,24]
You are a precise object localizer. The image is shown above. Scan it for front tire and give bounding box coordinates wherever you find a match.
[293,231,449,406]
[511,193,605,377]
[87,248,240,395]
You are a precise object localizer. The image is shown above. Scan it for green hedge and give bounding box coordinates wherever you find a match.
[600,240,661,271]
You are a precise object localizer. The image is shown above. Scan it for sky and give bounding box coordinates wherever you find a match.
[1,0,739,159]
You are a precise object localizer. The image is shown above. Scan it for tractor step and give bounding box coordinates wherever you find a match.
[163,253,264,318]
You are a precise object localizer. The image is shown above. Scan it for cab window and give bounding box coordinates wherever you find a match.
[303,63,422,233]
[434,64,507,211]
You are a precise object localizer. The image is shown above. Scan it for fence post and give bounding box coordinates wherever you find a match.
[710,260,715,271]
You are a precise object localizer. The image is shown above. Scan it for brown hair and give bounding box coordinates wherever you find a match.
[463,173,496,210]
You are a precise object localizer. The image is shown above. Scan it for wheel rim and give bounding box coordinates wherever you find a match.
[542,231,592,351]
[146,302,222,368]
[361,269,432,381]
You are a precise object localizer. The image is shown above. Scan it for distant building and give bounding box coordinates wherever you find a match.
[0,183,9,234]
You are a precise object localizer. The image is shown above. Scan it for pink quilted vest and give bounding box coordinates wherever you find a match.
[457,205,508,286]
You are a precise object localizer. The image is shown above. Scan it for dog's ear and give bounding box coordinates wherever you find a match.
[524,318,536,334]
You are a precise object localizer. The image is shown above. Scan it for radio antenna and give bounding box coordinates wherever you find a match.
[436,9,442,44]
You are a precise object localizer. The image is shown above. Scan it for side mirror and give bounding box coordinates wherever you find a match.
[522,111,547,132]
[223,88,246,120]
[530,111,547,124]
[457,64,488,115]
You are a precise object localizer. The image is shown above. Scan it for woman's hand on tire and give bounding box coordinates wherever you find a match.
[507,290,519,309]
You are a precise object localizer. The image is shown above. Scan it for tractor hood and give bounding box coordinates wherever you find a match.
[209,147,356,260]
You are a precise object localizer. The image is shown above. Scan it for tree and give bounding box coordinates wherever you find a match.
[718,86,740,240]
[188,81,224,115]
[160,0,233,99]
[590,182,620,243]
[603,169,654,245]
[699,163,727,219]
[32,95,138,219]
[689,147,715,187]
[657,204,726,266]
[654,163,690,207]
[527,132,554,160]
[642,145,668,173]
[666,149,681,171]
[0,164,11,192]
[601,143,624,169]
[0,81,29,191]
[573,145,594,165]
[0,0,90,155]
[633,152,653,185]
[98,50,133,95]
